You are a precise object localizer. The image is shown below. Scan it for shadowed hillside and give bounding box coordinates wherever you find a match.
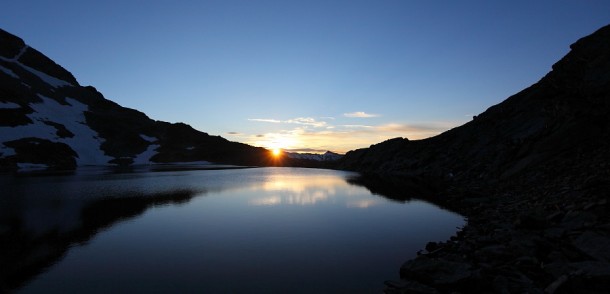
[0,28,280,171]
[341,25,610,293]
[340,24,610,186]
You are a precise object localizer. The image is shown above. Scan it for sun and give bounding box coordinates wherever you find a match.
[272,148,281,157]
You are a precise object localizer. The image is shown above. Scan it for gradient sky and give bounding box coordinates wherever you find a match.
[2,1,609,153]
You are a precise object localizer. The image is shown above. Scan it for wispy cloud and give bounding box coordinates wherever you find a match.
[376,122,453,133]
[248,117,327,128]
[285,117,327,128]
[340,124,374,129]
[248,118,282,123]
[226,131,241,135]
[343,111,380,118]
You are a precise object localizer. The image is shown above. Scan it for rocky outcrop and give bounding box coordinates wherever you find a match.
[340,24,610,293]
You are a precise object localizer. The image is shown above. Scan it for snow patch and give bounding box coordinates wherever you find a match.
[0,65,19,79]
[140,134,157,143]
[132,144,160,165]
[132,134,160,164]
[0,144,16,157]
[0,45,72,88]
[19,63,72,88]
[17,162,49,170]
[0,101,20,109]
[13,45,29,61]
[0,95,113,165]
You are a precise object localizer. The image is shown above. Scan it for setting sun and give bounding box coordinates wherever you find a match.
[272,148,281,157]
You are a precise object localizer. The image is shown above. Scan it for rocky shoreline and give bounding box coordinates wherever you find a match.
[336,24,610,293]
[375,161,610,293]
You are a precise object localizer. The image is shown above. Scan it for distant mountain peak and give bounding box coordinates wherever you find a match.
[0,29,78,87]
[285,151,343,161]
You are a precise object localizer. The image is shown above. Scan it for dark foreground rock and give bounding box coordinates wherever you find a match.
[350,166,610,293]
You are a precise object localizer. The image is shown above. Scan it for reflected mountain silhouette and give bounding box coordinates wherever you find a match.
[0,188,200,292]
[345,174,454,210]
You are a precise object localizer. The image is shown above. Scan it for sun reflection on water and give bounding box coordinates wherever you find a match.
[248,173,375,207]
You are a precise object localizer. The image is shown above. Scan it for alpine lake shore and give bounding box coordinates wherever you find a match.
[367,161,610,293]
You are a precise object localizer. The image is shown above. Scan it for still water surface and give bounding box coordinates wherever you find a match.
[2,167,464,293]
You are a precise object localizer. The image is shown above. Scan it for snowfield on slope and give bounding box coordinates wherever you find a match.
[0,95,113,165]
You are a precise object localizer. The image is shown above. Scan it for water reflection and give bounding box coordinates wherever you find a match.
[1,167,464,293]
[346,199,379,208]
[249,172,382,206]
[0,172,202,292]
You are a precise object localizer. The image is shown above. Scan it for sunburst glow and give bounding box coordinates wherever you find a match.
[272,148,281,157]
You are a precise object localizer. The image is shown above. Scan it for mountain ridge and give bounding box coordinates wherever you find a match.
[339,24,610,186]
[0,28,278,171]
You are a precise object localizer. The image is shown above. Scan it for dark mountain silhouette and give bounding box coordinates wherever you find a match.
[0,28,279,171]
[340,25,610,293]
[340,24,610,187]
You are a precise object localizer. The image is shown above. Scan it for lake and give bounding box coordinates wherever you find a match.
[1,167,464,293]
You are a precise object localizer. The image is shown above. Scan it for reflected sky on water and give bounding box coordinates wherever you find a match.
[1,167,464,293]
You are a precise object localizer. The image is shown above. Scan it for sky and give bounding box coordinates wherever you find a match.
[1,1,609,153]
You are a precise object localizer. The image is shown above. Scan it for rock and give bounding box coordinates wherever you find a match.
[546,211,564,223]
[583,202,597,210]
[544,274,568,294]
[425,242,439,252]
[514,213,548,230]
[544,227,566,239]
[572,231,610,261]
[561,211,598,231]
[552,261,610,293]
[474,245,513,263]
[400,256,472,287]
[492,273,541,294]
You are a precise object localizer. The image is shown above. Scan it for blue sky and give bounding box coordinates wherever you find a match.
[2,1,609,153]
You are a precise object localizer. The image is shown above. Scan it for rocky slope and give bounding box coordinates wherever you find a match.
[341,25,610,293]
[339,24,610,184]
[0,28,276,172]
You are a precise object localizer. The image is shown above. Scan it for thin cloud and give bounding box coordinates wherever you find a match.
[375,122,453,133]
[248,118,282,123]
[226,131,241,135]
[285,117,327,128]
[340,124,374,129]
[343,111,380,118]
[249,117,328,128]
